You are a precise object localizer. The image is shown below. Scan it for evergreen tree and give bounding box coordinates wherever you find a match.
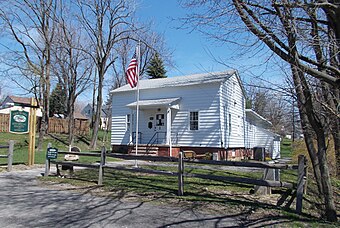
[49,83,67,117]
[146,53,167,79]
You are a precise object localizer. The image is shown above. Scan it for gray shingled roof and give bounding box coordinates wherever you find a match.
[245,109,272,128]
[8,96,31,105]
[126,97,181,109]
[111,70,236,93]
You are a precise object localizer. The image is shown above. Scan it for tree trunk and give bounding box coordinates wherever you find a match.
[334,129,340,177]
[90,68,103,149]
[322,83,340,177]
[317,136,337,221]
[91,72,97,129]
[68,92,76,147]
[292,66,337,221]
[37,2,52,152]
[37,62,50,151]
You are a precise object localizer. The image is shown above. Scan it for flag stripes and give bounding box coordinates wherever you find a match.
[126,53,138,88]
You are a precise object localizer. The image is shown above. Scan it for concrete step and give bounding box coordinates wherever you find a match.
[130,151,158,156]
[130,146,159,156]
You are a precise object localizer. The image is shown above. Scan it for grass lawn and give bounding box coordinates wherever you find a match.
[281,137,292,158]
[40,160,339,227]
[0,130,112,165]
[38,137,339,226]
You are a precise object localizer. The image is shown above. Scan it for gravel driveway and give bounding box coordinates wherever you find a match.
[0,166,246,228]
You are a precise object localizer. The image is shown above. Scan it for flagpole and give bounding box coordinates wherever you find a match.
[134,41,141,167]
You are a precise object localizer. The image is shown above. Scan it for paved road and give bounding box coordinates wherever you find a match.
[0,167,244,228]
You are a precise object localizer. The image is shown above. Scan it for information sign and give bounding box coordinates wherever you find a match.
[9,110,29,134]
[46,148,58,159]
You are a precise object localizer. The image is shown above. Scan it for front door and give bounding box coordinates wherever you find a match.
[155,113,165,131]
[143,110,167,144]
[155,113,166,144]
[144,110,156,144]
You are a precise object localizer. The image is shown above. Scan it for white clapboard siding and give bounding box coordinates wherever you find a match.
[245,109,277,155]
[140,83,222,147]
[253,126,274,152]
[111,92,135,145]
[272,139,281,159]
[111,81,222,147]
[219,73,245,148]
[245,121,256,149]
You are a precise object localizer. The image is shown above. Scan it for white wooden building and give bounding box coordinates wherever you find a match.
[245,109,281,159]
[110,71,279,160]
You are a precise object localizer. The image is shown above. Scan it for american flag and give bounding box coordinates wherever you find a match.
[126,53,138,88]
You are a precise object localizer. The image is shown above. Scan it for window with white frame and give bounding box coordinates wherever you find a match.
[189,111,199,130]
[156,114,165,126]
[126,114,131,131]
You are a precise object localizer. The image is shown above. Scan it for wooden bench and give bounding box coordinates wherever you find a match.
[181,150,207,160]
[195,154,207,159]
[182,150,196,159]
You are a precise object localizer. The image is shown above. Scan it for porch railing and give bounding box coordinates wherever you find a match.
[128,132,142,145]
[145,132,166,154]
[151,132,166,145]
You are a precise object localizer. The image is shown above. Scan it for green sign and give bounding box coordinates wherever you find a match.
[9,110,29,134]
[46,148,58,159]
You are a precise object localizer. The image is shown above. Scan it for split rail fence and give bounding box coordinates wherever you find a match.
[0,140,14,172]
[44,148,307,214]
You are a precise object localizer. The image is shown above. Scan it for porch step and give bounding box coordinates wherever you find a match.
[130,146,159,156]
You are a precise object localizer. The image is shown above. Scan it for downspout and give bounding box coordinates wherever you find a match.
[219,83,224,148]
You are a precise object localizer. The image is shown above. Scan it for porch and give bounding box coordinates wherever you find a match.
[126,97,181,156]
[124,143,230,160]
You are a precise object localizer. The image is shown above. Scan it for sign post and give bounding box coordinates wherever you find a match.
[45,146,58,176]
[8,97,38,166]
[28,98,37,166]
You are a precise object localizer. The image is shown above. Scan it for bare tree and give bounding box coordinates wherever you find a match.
[109,26,173,91]
[246,85,288,133]
[181,0,339,221]
[0,0,57,151]
[76,0,136,149]
[52,1,93,146]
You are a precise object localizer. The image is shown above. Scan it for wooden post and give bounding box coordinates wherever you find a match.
[255,168,270,195]
[98,146,105,185]
[44,143,52,177]
[178,151,184,196]
[304,159,308,194]
[296,155,306,214]
[7,140,14,172]
[103,146,106,165]
[28,98,37,166]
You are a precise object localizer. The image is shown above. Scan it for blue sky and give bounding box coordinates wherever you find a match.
[1,0,285,101]
[137,0,232,77]
[136,0,283,85]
